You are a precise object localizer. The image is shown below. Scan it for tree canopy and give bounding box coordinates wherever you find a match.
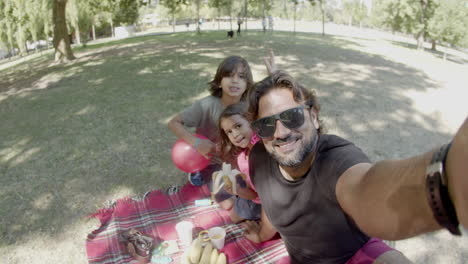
[0,0,467,61]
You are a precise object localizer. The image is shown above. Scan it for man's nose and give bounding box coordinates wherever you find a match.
[273,119,291,139]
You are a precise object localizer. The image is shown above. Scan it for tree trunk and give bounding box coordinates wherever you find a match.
[320,0,325,36]
[45,31,50,49]
[229,5,233,30]
[196,0,200,34]
[217,8,220,30]
[110,19,115,38]
[431,39,436,51]
[417,33,424,50]
[172,12,175,32]
[74,22,81,45]
[53,0,75,62]
[92,24,96,41]
[244,0,248,31]
[417,0,428,50]
[293,3,297,34]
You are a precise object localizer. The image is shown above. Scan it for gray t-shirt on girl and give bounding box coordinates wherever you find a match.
[180,95,224,163]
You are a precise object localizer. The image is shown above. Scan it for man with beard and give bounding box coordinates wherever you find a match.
[242,70,468,263]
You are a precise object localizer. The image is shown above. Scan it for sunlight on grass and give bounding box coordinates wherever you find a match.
[10,147,40,167]
[33,193,54,210]
[74,105,96,116]
[198,51,226,59]
[0,138,31,163]
[103,186,137,202]
[83,60,105,67]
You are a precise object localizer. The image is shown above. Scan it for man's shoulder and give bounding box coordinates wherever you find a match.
[318,134,355,152]
[317,134,370,166]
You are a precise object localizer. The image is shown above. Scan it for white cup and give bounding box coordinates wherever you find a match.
[200,227,226,250]
[175,221,193,247]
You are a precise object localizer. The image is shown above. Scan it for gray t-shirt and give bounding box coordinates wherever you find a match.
[250,135,371,264]
[180,95,224,162]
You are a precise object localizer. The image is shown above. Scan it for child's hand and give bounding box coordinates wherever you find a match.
[263,50,278,75]
[196,139,215,159]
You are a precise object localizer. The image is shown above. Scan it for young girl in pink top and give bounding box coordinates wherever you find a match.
[218,102,261,223]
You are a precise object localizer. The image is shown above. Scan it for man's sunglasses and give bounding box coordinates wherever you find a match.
[252,105,310,138]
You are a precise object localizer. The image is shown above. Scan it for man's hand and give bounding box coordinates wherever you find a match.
[242,221,262,243]
[263,50,278,75]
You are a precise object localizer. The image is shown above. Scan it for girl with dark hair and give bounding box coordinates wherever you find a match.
[218,102,261,223]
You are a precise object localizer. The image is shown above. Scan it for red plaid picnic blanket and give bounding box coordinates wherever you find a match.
[86,183,290,264]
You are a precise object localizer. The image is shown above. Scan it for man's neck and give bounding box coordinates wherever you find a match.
[279,151,315,181]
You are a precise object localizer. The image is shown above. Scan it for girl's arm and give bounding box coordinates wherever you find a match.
[167,114,215,158]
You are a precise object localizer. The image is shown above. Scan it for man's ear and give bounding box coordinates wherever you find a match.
[310,109,320,129]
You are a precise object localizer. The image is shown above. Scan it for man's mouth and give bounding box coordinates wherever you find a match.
[274,137,299,153]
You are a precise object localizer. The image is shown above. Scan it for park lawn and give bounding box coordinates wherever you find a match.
[0,30,466,263]
[0,31,344,263]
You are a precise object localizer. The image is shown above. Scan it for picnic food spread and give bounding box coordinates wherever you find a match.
[187,238,227,264]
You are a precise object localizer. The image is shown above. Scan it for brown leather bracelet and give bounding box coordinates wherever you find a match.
[425,143,461,235]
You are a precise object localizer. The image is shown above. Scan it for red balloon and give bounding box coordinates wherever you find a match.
[171,134,210,173]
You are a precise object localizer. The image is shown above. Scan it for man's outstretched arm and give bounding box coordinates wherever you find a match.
[336,117,467,240]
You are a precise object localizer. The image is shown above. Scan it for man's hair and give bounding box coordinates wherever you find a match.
[208,56,254,100]
[218,102,250,162]
[247,70,323,135]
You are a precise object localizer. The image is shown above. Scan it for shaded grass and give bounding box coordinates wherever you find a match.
[0,30,465,263]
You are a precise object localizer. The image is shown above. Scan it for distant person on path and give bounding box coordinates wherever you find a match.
[242,52,468,263]
[262,17,267,33]
[237,15,243,36]
[268,16,274,31]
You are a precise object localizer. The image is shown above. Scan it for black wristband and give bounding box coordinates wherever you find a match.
[425,143,461,235]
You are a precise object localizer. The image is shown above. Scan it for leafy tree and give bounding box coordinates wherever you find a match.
[41,0,53,49]
[427,0,468,50]
[343,0,367,28]
[309,0,325,36]
[0,0,17,57]
[160,0,187,32]
[113,0,143,26]
[208,0,231,30]
[53,0,75,62]
[384,0,437,50]
[25,0,44,52]
[11,0,29,55]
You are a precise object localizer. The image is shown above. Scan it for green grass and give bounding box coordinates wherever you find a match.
[1,30,465,263]
[3,31,344,247]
